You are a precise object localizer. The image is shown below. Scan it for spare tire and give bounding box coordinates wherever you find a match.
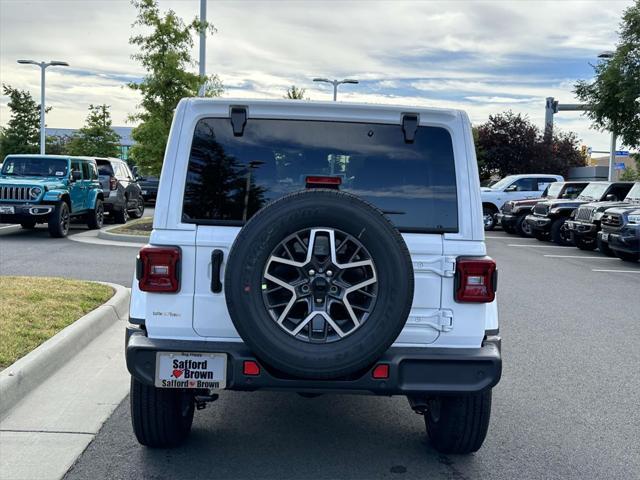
[224,189,414,379]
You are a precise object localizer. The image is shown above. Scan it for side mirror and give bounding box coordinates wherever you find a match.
[505,185,518,192]
[605,194,617,201]
[136,176,146,181]
[71,171,82,181]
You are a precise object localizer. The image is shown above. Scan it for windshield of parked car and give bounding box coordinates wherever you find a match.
[624,183,640,202]
[578,183,609,201]
[489,175,518,191]
[546,183,563,198]
[183,118,459,233]
[0,156,68,177]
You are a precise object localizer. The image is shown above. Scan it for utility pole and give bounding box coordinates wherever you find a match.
[198,0,207,97]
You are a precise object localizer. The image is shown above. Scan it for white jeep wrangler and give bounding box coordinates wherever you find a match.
[126,99,501,454]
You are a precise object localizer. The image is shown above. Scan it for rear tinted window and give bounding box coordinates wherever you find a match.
[97,161,113,176]
[183,118,458,232]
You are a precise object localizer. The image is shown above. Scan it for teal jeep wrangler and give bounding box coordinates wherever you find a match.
[0,154,105,237]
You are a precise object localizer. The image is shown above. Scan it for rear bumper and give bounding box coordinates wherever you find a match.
[125,326,502,396]
[525,214,551,232]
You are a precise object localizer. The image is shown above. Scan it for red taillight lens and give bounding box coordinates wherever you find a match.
[109,176,118,190]
[372,364,389,379]
[137,246,181,292]
[305,175,342,189]
[455,257,497,303]
[243,360,260,376]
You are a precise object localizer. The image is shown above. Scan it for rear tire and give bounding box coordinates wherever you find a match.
[129,196,145,219]
[551,218,572,246]
[114,202,129,224]
[48,202,70,238]
[597,236,614,256]
[614,251,639,263]
[130,377,195,448]
[20,220,37,229]
[87,199,104,230]
[425,390,492,454]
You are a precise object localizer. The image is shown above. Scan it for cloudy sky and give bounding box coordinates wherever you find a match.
[0,0,634,151]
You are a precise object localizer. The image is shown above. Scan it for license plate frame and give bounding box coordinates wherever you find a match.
[0,206,15,214]
[601,232,609,242]
[155,352,227,389]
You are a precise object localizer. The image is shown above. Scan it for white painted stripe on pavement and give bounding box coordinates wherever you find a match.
[543,254,618,259]
[592,269,640,274]
[508,244,568,248]
[0,224,19,230]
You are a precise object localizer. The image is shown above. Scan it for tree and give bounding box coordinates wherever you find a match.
[67,104,121,157]
[46,134,72,155]
[0,84,48,159]
[575,0,640,149]
[285,85,307,100]
[128,0,223,174]
[474,111,587,179]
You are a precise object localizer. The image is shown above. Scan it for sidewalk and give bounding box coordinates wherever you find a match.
[0,316,130,480]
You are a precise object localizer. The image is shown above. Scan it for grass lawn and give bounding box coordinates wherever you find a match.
[108,216,153,236]
[0,276,113,369]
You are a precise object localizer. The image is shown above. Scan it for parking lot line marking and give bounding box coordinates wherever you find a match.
[543,254,618,259]
[592,269,640,274]
[0,224,19,230]
[507,244,568,248]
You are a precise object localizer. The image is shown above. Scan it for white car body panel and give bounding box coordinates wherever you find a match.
[132,98,499,349]
[481,174,564,211]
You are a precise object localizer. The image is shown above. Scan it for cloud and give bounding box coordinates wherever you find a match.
[0,0,635,152]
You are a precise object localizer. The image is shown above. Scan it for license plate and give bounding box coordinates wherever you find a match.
[142,190,148,195]
[155,352,227,389]
[601,232,609,242]
[0,206,15,214]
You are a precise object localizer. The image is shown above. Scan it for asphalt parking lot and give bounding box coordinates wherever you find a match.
[48,230,639,480]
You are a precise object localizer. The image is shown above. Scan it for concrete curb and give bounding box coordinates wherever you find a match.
[97,226,149,244]
[0,282,130,420]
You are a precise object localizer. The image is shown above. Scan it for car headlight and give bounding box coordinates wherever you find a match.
[628,214,640,224]
[29,186,42,199]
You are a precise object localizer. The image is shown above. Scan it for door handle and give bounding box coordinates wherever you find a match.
[211,249,224,293]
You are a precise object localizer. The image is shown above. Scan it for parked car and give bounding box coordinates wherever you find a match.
[95,157,144,223]
[0,154,104,237]
[126,99,501,454]
[137,176,159,203]
[525,181,634,246]
[496,181,588,237]
[481,173,563,230]
[599,206,640,262]
[566,182,639,250]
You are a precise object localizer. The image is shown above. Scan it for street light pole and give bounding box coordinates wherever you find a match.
[198,0,207,97]
[598,51,616,181]
[17,59,69,154]
[313,78,359,101]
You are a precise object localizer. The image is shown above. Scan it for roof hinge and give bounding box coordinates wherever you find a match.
[401,113,419,143]
[412,256,456,278]
[230,106,247,137]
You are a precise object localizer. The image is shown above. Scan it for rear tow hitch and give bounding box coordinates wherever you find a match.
[194,393,219,410]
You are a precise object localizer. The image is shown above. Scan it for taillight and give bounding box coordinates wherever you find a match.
[109,176,118,190]
[137,246,181,292]
[455,257,497,303]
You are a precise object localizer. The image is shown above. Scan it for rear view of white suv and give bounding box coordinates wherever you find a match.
[126,99,501,454]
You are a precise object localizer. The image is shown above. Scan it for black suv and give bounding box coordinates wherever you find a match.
[525,181,634,246]
[566,182,639,250]
[497,181,587,237]
[95,158,145,223]
[599,205,640,262]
